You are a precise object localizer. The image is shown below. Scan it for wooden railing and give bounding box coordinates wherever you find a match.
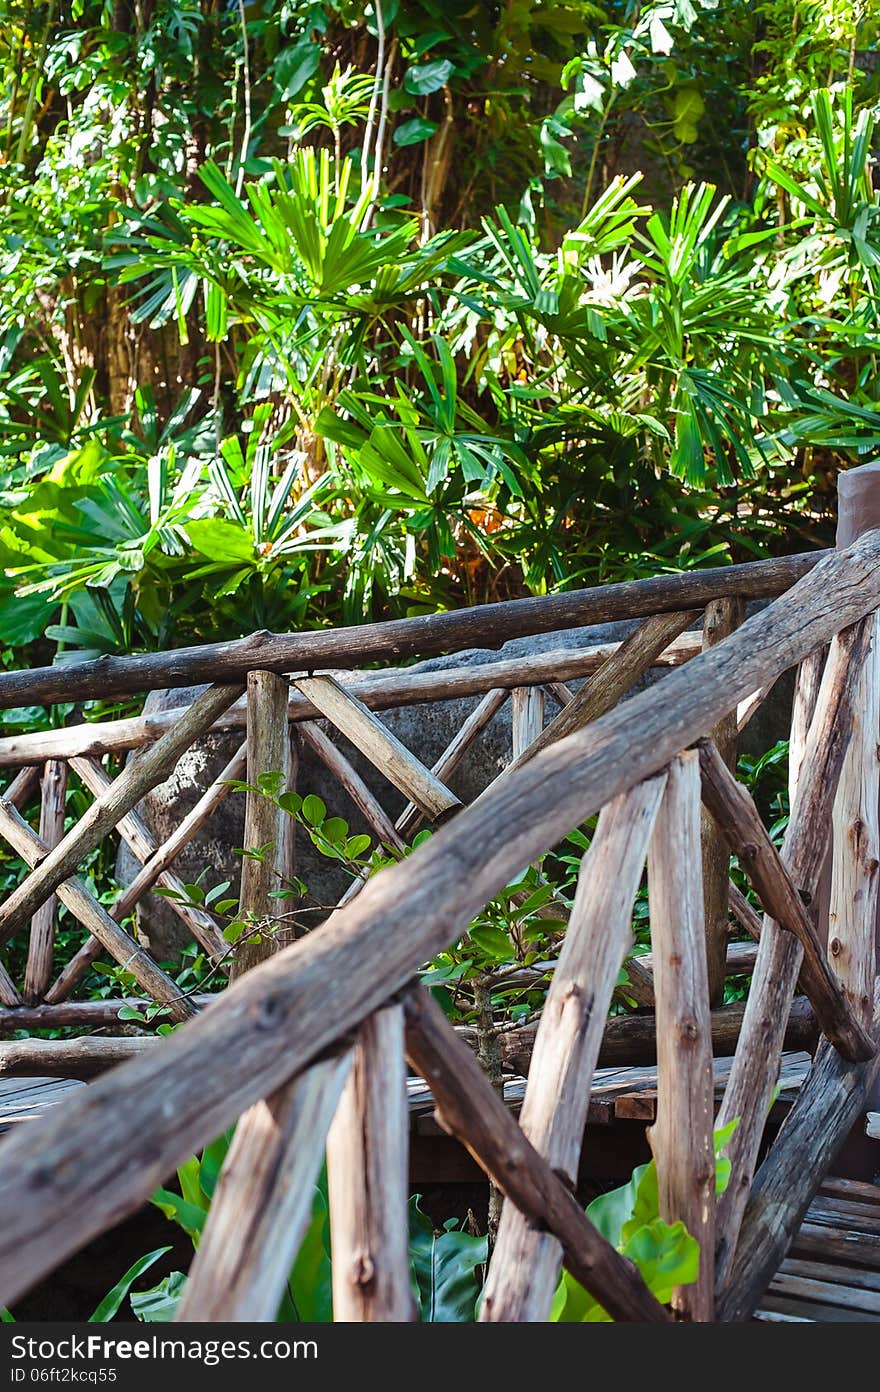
[0,489,877,1322]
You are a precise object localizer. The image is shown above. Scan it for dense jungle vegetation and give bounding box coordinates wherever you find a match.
[1,0,878,674]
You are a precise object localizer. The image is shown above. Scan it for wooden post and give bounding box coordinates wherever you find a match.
[277,728,300,946]
[714,618,872,1286]
[481,776,666,1322]
[176,1052,352,1322]
[23,760,67,1003]
[511,686,544,760]
[327,1004,414,1321]
[396,688,508,838]
[231,671,290,979]
[699,739,875,1061]
[647,751,715,1320]
[701,598,744,1004]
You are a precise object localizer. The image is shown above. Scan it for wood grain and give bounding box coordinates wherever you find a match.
[327,1005,414,1321]
[481,776,665,1322]
[647,751,715,1320]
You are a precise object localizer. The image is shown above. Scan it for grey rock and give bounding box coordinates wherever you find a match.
[117,616,792,962]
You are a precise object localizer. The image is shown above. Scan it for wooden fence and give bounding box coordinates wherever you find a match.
[0,474,878,1322]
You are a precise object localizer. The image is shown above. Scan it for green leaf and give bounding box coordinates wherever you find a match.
[408,1198,487,1322]
[186,518,255,565]
[404,60,454,96]
[89,1248,171,1322]
[131,1271,187,1323]
[394,118,439,147]
[301,794,326,826]
[469,923,515,961]
[150,1188,207,1243]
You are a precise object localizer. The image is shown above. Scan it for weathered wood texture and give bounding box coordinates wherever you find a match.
[70,756,229,965]
[177,1052,352,1322]
[701,598,744,1004]
[396,687,508,837]
[829,610,880,1029]
[231,671,290,980]
[510,685,545,761]
[0,684,241,944]
[23,760,67,1003]
[647,751,715,1320]
[506,610,697,775]
[698,739,875,1061]
[294,675,459,822]
[403,989,670,1322]
[717,1003,880,1321]
[0,798,195,1022]
[327,1005,414,1321]
[0,552,822,709]
[3,766,40,808]
[482,777,665,1322]
[0,637,703,767]
[0,534,872,1307]
[0,1036,157,1077]
[115,740,248,912]
[714,618,872,1283]
[728,881,763,941]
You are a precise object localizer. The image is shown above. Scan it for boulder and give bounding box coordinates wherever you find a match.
[117,617,793,962]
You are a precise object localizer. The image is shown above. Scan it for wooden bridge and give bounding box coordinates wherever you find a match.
[1,465,880,1322]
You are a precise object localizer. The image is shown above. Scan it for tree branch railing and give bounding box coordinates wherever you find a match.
[0,520,877,1323]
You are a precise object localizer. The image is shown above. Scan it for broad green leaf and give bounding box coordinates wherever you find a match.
[89,1248,171,1322]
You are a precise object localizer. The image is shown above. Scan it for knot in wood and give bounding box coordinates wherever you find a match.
[353,1251,376,1289]
[829,936,842,957]
[679,1018,699,1043]
[742,841,758,864]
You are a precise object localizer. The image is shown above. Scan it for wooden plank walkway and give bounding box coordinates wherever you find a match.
[757,1179,880,1322]
[407,1051,812,1133]
[0,1077,83,1133]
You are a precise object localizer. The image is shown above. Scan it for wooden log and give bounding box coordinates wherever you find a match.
[0,533,872,1306]
[327,1005,414,1321]
[0,637,704,768]
[396,687,508,838]
[728,881,763,941]
[231,672,290,979]
[299,722,404,852]
[404,988,670,1323]
[4,766,40,808]
[0,685,241,944]
[112,740,248,913]
[511,686,545,760]
[698,739,875,1061]
[0,799,196,1023]
[647,751,715,1320]
[481,776,666,1322]
[294,675,460,823]
[701,598,744,1004]
[618,953,656,1007]
[176,1051,352,1322]
[503,610,697,775]
[829,610,880,1029]
[636,940,759,980]
[23,760,67,1003]
[544,681,575,707]
[717,1005,880,1321]
[714,619,872,1284]
[0,553,823,710]
[0,1036,157,1078]
[0,995,218,1035]
[70,756,229,966]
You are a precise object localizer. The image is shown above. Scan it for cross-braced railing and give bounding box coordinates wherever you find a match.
[0,492,878,1322]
